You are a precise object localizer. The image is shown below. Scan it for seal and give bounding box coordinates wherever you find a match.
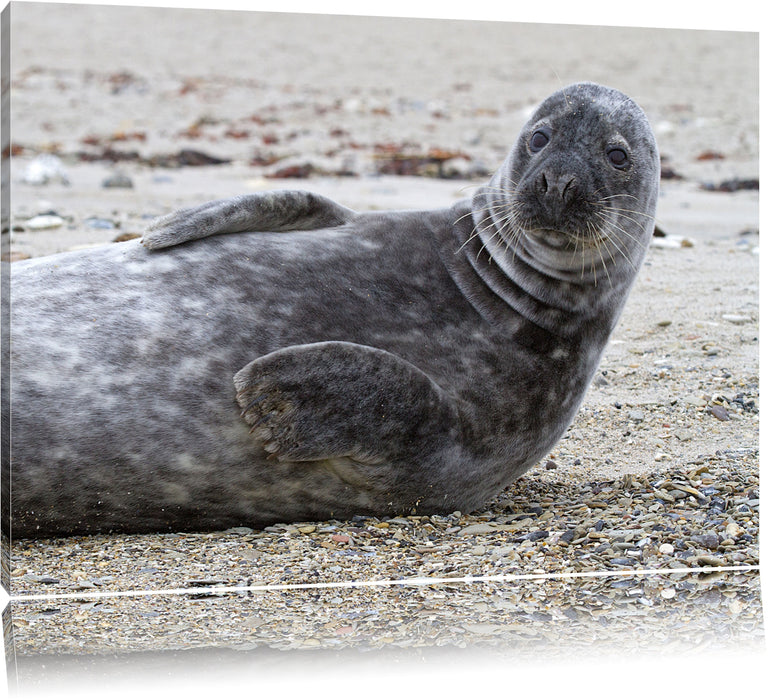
[7,82,659,538]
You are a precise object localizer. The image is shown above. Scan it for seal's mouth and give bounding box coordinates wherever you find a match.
[527,227,602,250]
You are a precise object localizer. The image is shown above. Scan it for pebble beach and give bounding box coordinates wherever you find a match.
[2,2,762,696]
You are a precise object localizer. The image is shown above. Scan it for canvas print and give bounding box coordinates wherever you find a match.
[0,1,761,694]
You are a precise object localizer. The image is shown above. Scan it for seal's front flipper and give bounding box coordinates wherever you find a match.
[142,190,355,250]
[234,341,460,465]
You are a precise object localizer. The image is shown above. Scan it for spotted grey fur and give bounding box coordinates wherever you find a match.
[8,82,659,537]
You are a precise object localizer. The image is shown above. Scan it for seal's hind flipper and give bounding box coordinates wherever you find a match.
[142,190,355,250]
[233,341,461,466]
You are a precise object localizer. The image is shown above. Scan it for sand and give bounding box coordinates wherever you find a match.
[2,3,762,697]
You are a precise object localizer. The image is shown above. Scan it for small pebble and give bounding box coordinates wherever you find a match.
[696,555,725,567]
[102,172,134,188]
[113,232,142,242]
[25,214,65,230]
[21,153,70,185]
[674,429,694,442]
[725,522,745,539]
[84,217,117,229]
[721,314,750,325]
[224,527,253,535]
[691,533,720,550]
[459,523,501,535]
[708,405,730,421]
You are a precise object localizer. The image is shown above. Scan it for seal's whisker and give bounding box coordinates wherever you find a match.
[607,237,637,271]
[454,202,512,253]
[474,209,521,259]
[606,95,633,120]
[462,197,515,225]
[453,210,473,227]
[594,210,648,241]
[592,199,656,228]
[597,206,655,232]
[593,227,615,287]
[500,206,525,264]
[487,204,526,251]
[597,191,639,199]
[455,210,508,259]
[454,229,484,255]
[456,207,520,255]
[578,230,588,282]
[596,193,641,205]
[606,220,648,254]
[596,220,638,271]
[571,227,584,280]
[559,80,571,108]
[468,205,514,235]
[486,202,524,230]
[590,192,657,229]
[594,211,649,251]
[477,184,518,197]
[455,227,483,254]
[577,211,638,273]
[601,206,655,223]
[457,182,493,195]
[584,223,599,286]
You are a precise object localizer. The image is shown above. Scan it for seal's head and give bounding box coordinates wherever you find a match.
[474,82,660,286]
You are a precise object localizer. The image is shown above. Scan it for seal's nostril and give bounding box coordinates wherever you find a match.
[538,171,576,203]
[562,176,576,200]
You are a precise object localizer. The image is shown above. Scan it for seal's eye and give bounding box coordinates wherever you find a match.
[607,148,629,168]
[529,130,550,152]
